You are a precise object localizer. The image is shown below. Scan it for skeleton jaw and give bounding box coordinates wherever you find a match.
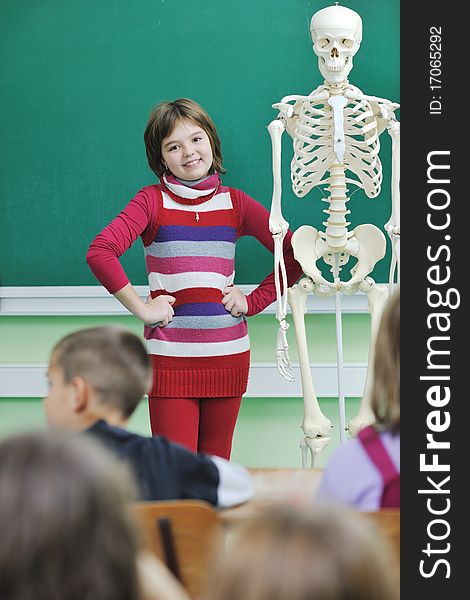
[324,56,348,72]
[318,54,354,84]
[320,56,349,73]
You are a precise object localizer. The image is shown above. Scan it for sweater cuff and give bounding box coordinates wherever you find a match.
[245,293,256,317]
[108,278,131,295]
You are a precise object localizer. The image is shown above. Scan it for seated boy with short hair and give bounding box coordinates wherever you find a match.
[44,326,253,507]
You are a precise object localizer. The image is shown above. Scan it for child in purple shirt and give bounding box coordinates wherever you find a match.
[316,288,400,511]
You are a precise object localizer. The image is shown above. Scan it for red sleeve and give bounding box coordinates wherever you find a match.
[235,189,303,316]
[86,186,159,294]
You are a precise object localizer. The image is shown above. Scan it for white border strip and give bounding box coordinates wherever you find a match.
[0,362,366,398]
[0,286,369,316]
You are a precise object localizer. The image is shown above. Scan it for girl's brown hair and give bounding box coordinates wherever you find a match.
[371,287,400,434]
[144,98,225,178]
[203,504,398,600]
[0,431,140,600]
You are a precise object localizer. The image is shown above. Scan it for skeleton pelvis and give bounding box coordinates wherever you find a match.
[292,226,331,287]
[344,224,386,288]
[292,224,386,288]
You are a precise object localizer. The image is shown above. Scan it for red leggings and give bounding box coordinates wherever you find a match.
[148,396,242,459]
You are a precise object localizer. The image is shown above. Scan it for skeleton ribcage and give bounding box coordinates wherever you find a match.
[291,97,383,198]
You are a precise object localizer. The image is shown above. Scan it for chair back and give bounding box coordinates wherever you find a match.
[131,500,222,599]
[364,509,400,556]
[364,508,400,582]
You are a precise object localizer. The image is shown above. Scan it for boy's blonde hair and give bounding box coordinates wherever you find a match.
[144,98,226,178]
[203,504,398,600]
[52,326,151,418]
[371,287,400,434]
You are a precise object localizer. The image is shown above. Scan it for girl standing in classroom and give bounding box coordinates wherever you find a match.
[87,98,302,459]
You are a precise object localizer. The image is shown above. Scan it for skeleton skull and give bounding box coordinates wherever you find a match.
[310,5,362,84]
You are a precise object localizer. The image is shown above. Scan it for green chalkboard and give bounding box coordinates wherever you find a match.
[1,0,399,287]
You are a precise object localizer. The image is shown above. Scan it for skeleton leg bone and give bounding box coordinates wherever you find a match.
[347,279,389,436]
[300,439,310,469]
[300,436,331,468]
[288,280,332,443]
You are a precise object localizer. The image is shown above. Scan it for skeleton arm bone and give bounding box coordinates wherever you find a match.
[268,119,289,319]
[268,118,293,379]
[385,120,400,287]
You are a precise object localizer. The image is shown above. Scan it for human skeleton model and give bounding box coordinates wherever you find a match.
[268,4,400,466]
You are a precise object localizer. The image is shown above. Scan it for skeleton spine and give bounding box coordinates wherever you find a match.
[323,164,350,250]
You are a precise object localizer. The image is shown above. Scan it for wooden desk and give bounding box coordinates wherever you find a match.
[220,468,400,583]
[220,467,324,525]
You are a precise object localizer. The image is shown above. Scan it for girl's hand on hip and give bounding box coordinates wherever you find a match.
[144,294,175,327]
[222,285,248,317]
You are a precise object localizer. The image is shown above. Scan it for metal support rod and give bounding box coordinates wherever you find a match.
[334,254,347,444]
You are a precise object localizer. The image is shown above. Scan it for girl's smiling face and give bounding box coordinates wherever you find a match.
[161,118,213,180]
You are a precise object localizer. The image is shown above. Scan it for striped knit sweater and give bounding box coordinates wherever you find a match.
[86,173,303,398]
